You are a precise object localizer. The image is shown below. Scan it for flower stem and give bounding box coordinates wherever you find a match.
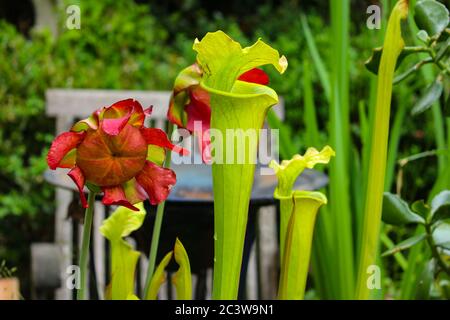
[143,123,174,299]
[77,190,96,300]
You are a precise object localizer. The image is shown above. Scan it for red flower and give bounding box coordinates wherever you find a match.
[168,64,269,162]
[47,99,188,211]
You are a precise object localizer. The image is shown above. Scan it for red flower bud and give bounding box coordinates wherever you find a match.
[47,99,188,210]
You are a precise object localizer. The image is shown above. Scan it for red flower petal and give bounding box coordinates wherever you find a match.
[101,111,132,136]
[102,185,139,211]
[144,106,153,116]
[107,99,135,117]
[67,166,88,208]
[198,132,212,163]
[185,88,212,163]
[127,100,146,128]
[47,131,86,170]
[71,110,100,132]
[141,128,189,156]
[238,68,269,85]
[167,95,186,128]
[135,161,176,205]
[76,124,148,187]
[58,149,77,168]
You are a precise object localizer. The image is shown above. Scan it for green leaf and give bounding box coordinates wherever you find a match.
[416,30,430,43]
[108,242,140,300]
[415,259,435,299]
[393,58,432,84]
[431,190,450,223]
[356,0,409,300]
[266,110,301,160]
[271,149,334,262]
[411,78,444,115]
[411,199,430,219]
[414,0,449,37]
[278,191,327,299]
[172,238,192,300]
[269,146,335,197]
[435,38,450,61]
[100,203,146,300]
[382,192,425,225]
[365,47,411,75]
[193,30,287,91]
[99,202,146,241]
[192,30,287,299]
[381,233,427,257]
[146,251,173,300]
[126,294,140,300]
[432,222,450,250]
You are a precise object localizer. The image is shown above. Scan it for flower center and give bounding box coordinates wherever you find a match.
[76,124,147,186]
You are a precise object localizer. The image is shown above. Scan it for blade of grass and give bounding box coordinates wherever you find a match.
[328,0,355,299]
[303,60,321,147]
[300,14,331,102]
[399,226,429,299]
[300,13,340,299]
[385,86,408,191]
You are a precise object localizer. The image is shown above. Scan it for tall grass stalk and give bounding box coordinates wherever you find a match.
[328,0,355,299]
[303,60,320,147]
[355,0,408,300]
[301,3,354,298]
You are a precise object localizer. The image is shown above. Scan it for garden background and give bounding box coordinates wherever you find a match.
[0,0,446,298]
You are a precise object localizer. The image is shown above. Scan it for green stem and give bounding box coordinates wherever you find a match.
[143,123,174,298]
[77,191,96,300]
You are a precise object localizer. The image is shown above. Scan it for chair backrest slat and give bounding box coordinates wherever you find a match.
[46,89,171,127]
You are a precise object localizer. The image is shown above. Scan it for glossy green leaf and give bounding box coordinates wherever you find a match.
[414,0,449,37]
[416,30,430,43]
[411,199,430,219]
[435,38,450,61]
[415,259,435,299]
[430,190,450,223]
[382,192,425,225]
[411,78,444,115]
[145,251,173,300]
[270,147,334,261]
[432,222,450,250]
[365,46,411,75]
[172,238,192,300]
[381,233,427,257]
[193,30,287,299]
[100,203,146,300]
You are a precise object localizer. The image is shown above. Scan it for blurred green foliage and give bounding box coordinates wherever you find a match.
[0,0,444,297]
